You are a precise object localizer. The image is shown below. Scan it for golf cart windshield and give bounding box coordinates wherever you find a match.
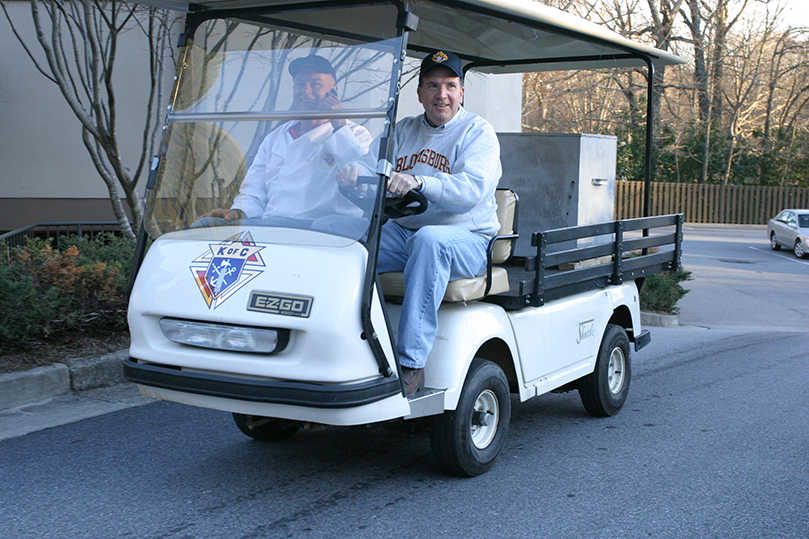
[144,14,399,242]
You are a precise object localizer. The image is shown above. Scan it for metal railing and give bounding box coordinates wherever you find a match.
[0,222,122,250]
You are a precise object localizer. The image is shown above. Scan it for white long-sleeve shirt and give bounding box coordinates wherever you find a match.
[232,121,372,220]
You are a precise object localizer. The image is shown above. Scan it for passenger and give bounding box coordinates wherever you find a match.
[200,55,372,233]
[338,50,502,395]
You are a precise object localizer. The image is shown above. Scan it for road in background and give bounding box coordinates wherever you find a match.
[678,224,808,331]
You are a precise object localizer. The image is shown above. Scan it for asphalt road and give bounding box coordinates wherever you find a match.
[678,224,809,331]
[0,225,806,539]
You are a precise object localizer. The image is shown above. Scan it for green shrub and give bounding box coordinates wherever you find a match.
[0,263,65,342]
[0,234,135,349]
[639,269,693,314]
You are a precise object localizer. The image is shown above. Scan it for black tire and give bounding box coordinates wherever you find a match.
[579,324,631,417]
[794,239,806,259]
[770,232,781,250]
[430,359,511,477]
[232,413,301,442]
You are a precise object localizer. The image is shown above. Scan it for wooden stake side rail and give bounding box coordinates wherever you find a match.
[484,214,684,310]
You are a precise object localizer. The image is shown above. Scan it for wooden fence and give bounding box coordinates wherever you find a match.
[615,181,809,224]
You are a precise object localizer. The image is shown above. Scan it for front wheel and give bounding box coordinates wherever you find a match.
[233,413,301,441]
[770,232,781,250]
[579,324,631,417]
[430,359,511,477]
[794,239,806,259]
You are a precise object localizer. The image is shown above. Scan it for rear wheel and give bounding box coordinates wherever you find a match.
[794,239,806,259]
[579,324,631,417]
[430,359,511,477]
[233,413,301,441]
[770,232,781,250]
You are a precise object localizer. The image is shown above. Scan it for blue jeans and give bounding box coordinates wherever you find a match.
[378,221,490,369]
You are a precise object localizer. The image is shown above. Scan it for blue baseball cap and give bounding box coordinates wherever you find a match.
[288,55,337,78]
[420,50,464,80]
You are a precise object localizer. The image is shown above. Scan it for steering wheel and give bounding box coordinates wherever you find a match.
[339,176,428,219]
[384,189,428,218]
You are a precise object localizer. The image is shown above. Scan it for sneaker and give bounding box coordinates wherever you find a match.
[401,367,425,396]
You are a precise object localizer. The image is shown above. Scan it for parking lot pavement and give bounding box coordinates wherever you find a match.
[677,224,809,332]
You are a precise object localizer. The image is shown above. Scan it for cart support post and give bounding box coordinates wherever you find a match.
[643,57,656,219]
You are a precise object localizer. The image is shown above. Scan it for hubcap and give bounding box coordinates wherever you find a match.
[471,389,499,449]
[796,242,805,258]
[607,347,626,394]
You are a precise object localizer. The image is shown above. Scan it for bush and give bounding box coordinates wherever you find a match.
[0,234,135,349]
[0,263,65,342]
[639,269,693,314]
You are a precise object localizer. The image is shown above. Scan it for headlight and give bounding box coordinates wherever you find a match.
[159,318,288,354]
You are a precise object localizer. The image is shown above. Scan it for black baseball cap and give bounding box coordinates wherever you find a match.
[420,50,464,80]
[288,55,337,78]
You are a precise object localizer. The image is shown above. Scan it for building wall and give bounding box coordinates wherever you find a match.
[0,2,165,232]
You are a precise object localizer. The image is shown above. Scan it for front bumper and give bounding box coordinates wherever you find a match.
[124,358,402,409]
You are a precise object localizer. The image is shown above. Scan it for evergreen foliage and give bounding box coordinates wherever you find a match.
[0,234,134,349]
[639,269,693,314]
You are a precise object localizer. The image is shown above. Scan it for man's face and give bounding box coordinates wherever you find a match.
[292,68,336,110]
[417,65,464,127]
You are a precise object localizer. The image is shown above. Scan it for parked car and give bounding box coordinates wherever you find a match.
[768,209,809,258]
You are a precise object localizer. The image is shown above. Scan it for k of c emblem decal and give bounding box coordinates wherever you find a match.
[190,231,265,309]
[431,51,449,63]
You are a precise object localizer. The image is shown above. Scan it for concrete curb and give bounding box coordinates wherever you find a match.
[0,364,71,410]
[641,311,679,328]
[65,349,128,392]
[0,349,128,412]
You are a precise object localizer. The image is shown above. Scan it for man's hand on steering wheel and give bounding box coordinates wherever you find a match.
[337,166,360,189]
[336,168,427,218]
[337,168,421,195]
[386,172,421,196]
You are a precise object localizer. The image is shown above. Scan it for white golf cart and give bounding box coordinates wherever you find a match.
[125,0,686,476]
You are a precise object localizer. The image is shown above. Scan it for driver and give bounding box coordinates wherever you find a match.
[201,55,371,230]
[339,50,502,395]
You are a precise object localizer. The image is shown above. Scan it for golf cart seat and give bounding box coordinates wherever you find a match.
[379,188,518,302]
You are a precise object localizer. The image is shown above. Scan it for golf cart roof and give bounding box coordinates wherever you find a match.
[142,0,686,72]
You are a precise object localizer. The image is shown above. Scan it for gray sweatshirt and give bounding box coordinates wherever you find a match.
[389,107,502,237]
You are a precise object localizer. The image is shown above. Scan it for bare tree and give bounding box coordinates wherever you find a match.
[680,0,714,182]
[1,0,176,239]
[718,17,768,183]
[527,0,809,187]
[759,23,809,185]
[679,0,750,182]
